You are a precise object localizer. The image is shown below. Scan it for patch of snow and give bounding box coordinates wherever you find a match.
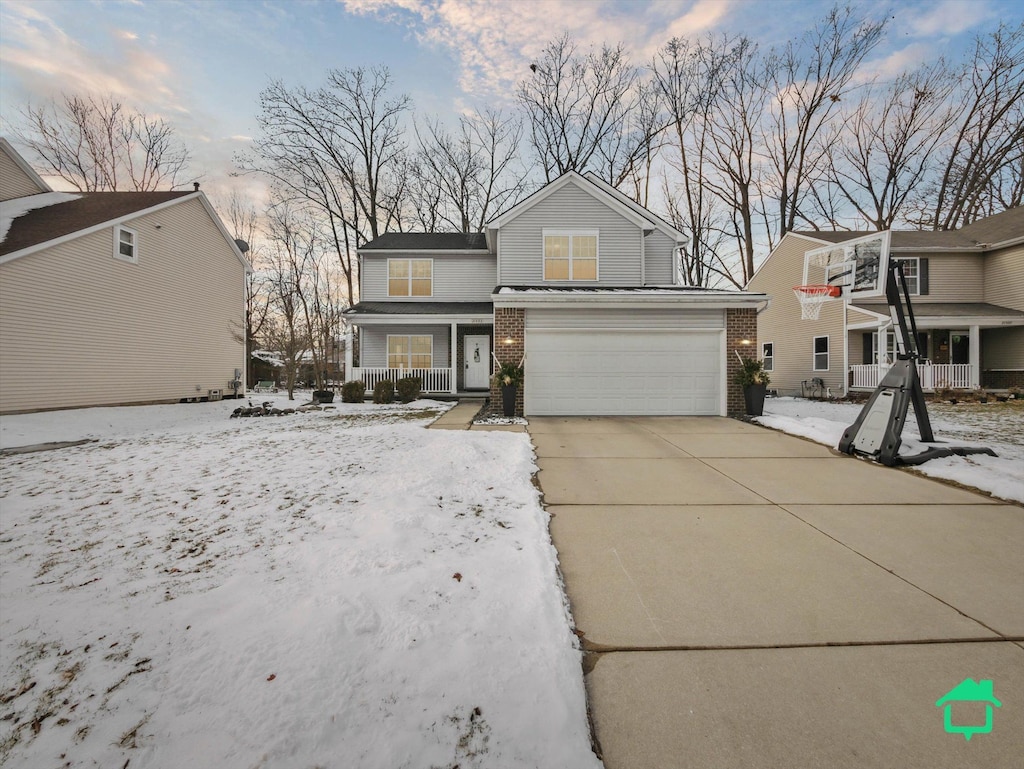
[756,397,1024,504]
[473,415,529,426]
[0,400,601,768]
[0,191,82,246]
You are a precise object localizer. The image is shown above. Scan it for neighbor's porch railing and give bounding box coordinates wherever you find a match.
[849,363,974,390]
[352,367,452,393]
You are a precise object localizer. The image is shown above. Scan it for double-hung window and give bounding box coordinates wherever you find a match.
[543,230,598,281]
[388,335,432,369]
[813,336,830,371]
[892,257,919,295]
[388,259,432,296]
[114,225,138,263]
[762,342,774,372]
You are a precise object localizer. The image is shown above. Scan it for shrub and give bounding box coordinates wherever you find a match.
[341,380,366,403]
[493,361,524,388]
[396,376,422,403]
[733,356,770,387]
[373,379,395,404]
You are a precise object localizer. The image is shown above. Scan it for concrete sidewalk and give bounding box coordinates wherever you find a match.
[530,417,1024,769]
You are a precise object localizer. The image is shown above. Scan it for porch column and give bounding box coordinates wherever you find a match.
[344,328,354,382]
[969,325,981,388]
[450,322,458,395]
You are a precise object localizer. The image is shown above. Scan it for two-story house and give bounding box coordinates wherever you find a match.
[746,207,1024,397]
[345,171,768,416]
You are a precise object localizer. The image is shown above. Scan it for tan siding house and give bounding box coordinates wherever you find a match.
[748,207,1024,395]
[0,138,48,201]
[0,141,250,414]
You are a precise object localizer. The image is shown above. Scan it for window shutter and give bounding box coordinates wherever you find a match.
[862,333,874,365]
[919,258,929,295]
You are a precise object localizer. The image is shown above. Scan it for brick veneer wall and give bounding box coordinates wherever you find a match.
[490,308,525,416]
[726,307,758,416]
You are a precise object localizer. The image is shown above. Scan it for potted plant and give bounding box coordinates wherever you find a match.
[733,356,770,416]
[494,361,524,417]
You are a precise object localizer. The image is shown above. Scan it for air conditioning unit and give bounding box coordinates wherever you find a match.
[208,389,223,401]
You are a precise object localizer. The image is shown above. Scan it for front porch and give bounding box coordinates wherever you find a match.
[849,362,974,391]
[350,366,459,395]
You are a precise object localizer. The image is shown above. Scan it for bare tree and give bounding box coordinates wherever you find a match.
[17,93,192,191]
[817,62,956,230]
[761,6,887,239]
[923,22,1024,230]
[240,66,411,305]
[517,33,662,189]
[411,110,528,232]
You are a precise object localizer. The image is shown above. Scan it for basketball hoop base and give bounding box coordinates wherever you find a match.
[793,284,841,320]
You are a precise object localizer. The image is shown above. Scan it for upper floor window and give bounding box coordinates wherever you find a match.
[893,257,919,295]
[543,230,598,281]
[388,259,432,296]
[114,225,138,264]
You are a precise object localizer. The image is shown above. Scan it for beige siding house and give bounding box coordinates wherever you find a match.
[0,139,250,414]
[747,207,1024,396]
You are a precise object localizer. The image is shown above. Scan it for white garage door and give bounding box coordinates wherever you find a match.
[524,309,723,416]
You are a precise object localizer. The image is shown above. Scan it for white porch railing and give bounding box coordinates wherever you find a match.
[352,367,452,393]
[850,363,974,390]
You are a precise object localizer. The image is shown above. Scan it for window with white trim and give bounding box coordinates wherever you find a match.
[114,225,138,263]
[388,259,432,297]
[813,335,830,371]
[892,257,919,295]
[762,342,774,371]
[543,230,598,281]
[387,335,432,369]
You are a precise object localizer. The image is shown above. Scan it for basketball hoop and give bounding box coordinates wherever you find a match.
[793,284,841,320]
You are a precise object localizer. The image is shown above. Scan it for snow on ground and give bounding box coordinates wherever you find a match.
[0,396,602,769]
[757,397,1024,504]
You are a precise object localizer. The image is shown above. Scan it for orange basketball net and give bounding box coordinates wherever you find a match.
[793,284,841,320]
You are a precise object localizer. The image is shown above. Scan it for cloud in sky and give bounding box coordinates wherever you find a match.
[907,0,995,38]
[343,0,732,99]
[0,0,187,116]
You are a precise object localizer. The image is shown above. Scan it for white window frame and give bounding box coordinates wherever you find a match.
[762,342,774,372]
[892,257,919,295]
[114,225,138,264]
[542,229,599,281]
[813,335,830,371]
[387,258,433,297]
[386,334,433,370]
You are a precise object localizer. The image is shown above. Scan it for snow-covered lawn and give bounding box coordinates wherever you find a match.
[757,397,1024,504]
[0,397,601,769]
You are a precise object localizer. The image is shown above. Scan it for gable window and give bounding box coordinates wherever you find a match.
[762,342,774,372]
[892,257,919,295]
[114,225,138,263]
[543,230,598,281]
[388,335,432,369]
[813,335,830,371]
[388,259,432,296]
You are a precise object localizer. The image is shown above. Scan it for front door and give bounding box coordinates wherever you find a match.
[464,335,490,389]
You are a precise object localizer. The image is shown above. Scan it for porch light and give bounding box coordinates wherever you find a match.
[739,339,752,345]
[503,337,515,345]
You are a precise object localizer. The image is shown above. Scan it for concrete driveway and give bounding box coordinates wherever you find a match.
[530,416,1024,769]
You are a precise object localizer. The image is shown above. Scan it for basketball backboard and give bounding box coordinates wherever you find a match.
[802,231,891,301]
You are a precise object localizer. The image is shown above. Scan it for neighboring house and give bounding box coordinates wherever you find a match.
[747,207,1024,397]
[0,138,251,414]
[345,171,767,416]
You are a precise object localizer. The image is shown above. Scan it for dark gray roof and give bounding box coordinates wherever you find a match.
[345,301,493,316]
[855,302,1024,318]
[358,232,488,251]
[957,206,1024,244]
[495,285,758,295]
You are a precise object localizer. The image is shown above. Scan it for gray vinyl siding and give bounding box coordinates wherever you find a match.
[901,251,983,301]
[360,253,496,302]
[1,145,47,201]
[983,327,1024,369]
[526,308,723,329]
[643,229,677,285]
[747,233,848,396]
[0,197,246,414]
[359,326,451,367]
[984,244,1024,311]
[498,182,642,286]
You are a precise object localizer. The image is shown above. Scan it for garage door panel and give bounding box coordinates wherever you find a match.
[525,325,722,416]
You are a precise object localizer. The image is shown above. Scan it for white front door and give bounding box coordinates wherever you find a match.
[464,335,490,389]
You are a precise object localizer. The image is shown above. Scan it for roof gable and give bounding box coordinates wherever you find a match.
[0,138,51,200]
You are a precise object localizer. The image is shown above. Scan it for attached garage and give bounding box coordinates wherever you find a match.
[524,308,724,416]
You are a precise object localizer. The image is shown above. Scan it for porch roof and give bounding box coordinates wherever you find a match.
[346,301,493,316]
[855,301,1024,320]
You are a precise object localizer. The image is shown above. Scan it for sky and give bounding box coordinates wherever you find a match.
[1,0,1020,210]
